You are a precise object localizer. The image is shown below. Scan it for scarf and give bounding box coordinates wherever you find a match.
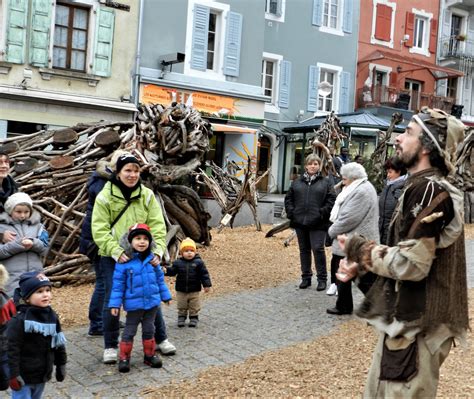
[302,171,319,184]
[386,174,407,186]
[329,178,366,223]
[110,174,141,201]
[21,305,66,348]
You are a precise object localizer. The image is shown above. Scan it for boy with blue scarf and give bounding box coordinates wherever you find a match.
[7,272,67,398]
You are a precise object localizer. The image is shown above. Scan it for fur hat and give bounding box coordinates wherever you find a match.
[4,192,33,215]
[19,271,52,299]
[412,107,466,173]
[128,223,153,243]
[115,153,140,173]
[180,237,196,253]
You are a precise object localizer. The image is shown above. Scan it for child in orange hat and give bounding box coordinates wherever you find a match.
[165,238,212,327]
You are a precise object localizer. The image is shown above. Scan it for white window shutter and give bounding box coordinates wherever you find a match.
[307,65,320,112]
[5,0,28,64]
[342,0,353,34]
[29,0,52,67]
[190,4,210,71]
[93,7,115,77]
[223,12,243,77]
[312,0,323,26]
[279,60,291,108]
[339,71,351,113]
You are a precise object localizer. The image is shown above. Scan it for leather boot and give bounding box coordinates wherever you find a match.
[118,341,133,373]
[143,339,162,368]
[299,279,311,289]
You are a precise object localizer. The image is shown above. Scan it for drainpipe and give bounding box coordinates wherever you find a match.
[133,0,145,106]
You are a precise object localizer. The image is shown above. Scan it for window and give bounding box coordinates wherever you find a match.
[53,3,89,71]
[262,52,283,113]
[323,0,338,29]
[265,0,285,22]
[262,59,275,102]
[404,80,423,111]
[413,16,427,49]
[207,12,217,70]
[447,77,458,99]
[318,69,335,111]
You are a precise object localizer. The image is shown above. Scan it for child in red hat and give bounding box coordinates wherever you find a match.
[108,223,172,373]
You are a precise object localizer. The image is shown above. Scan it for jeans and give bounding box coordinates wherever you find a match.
[0,350,8,391]
[122,307,157,342]
[330,254,344,285]
[101,256,168,349]
[11,383,45,399]
[88,257,104,334]
[295,228,327,281]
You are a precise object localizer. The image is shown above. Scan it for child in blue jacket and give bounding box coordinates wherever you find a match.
[109,224,171,373]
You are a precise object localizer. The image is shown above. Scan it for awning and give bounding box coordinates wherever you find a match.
[211,123,257,134]
[359,50,463,79]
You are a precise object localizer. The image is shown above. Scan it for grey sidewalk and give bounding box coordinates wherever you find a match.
[45,240,474,398]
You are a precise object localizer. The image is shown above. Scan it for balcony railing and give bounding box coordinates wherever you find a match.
[439,35,474,59]
[356,85,455,112]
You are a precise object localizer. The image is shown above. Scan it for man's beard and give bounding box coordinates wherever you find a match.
[394,143,421,170]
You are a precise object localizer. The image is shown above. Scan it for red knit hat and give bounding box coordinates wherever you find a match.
[128,223,152,243]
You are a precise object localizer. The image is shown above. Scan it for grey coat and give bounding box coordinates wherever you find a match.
[328,180,380,256]
[0,211,49,296]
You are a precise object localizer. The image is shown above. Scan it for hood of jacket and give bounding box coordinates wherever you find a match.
[0,210,42,226]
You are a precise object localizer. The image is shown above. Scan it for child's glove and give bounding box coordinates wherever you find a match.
[9,376,25,391]
[56,365,66,382]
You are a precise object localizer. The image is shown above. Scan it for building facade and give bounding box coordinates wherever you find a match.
[356,0,461,117]
[437,0,474,125]
[0,0,137,137]
[262,0,360,191]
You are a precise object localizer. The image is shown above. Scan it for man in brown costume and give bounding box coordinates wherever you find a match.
[338,107,469,397]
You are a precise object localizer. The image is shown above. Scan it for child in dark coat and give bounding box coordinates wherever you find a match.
[165,238,212,328]
[109,223,172,373]
[0,264,16,392]
[7,271,67,398]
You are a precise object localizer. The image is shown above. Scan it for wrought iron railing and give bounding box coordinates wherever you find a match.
[439,35,474,59]
[356,85,455,112]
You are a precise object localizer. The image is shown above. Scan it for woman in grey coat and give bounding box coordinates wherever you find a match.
[0,193,49,296]
[326,163,379,315]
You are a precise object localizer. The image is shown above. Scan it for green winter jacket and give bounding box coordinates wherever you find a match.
[91,181,166,260]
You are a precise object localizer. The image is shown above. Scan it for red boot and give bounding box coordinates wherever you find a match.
[143,339,162,368]
[118,341,133,373]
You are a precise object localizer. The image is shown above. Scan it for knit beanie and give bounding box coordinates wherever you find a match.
[4,192,33,215]
[115,153,140,173]
[19,271,52,299]
[128,223,153,243]
[180,237,196,253]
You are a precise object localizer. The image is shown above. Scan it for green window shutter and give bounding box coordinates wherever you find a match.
[93,7,115,77]
[29,0,52,67]
[5,0,28,64]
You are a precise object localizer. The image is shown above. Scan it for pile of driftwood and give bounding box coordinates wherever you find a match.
[195,159,268,232]
[1,103,213,285]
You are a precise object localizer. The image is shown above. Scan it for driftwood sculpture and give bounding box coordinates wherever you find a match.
[195,159,268,232]
[0,103,213,285]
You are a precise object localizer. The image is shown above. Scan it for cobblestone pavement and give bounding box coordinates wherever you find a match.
[44,240,474,398]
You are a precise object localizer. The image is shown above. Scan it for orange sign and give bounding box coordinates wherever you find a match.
[141,84,235,115]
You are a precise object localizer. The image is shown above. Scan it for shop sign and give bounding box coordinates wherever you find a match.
[141,84,235,115]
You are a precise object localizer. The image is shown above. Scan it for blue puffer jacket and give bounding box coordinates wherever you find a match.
[108,249,172,312]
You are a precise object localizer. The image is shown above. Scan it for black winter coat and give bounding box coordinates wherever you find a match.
[166,254,212,293]
[284,174,336,230]
[378,178,405,245]
[7,304,67,384]
[0,176,18,213]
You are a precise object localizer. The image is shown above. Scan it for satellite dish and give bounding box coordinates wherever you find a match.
[318,81,333,97]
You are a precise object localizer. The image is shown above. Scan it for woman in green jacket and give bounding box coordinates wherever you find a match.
[92,153,175,364]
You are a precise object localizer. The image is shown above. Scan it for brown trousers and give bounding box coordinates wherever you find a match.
[176,291,201,317]
[364,332,453,398]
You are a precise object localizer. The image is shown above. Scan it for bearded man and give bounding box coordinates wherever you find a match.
[337,108,469,397]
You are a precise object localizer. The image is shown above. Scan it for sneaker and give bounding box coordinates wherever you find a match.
[103,348,118,364]
[188,316,199,328]
[326,283,338,296]
[177,316,186,328]
[157,339,176,356]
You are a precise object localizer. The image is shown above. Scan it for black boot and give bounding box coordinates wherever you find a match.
[177,315,186,327]
[299,279,311,289]
[118,359,130,373]
[316,281,327,291]
[189,316,199,327]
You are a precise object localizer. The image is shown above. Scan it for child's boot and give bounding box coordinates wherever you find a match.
[189,315,199,327]
[118,341,133,373]
[143,339,162,368]
[177,315,186,327]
